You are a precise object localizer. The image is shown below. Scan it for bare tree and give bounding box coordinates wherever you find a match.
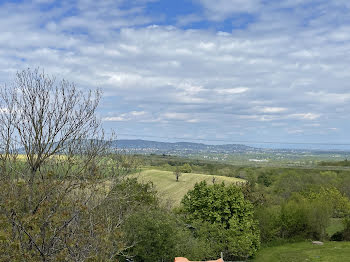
[0,68,137,261]
[0,68,102,182]
[174,166,182,182]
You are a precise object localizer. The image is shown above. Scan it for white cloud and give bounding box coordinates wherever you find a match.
[130,111,146,116]
[289,113,321,120]
[258,107,287,113]
[163,112,190,120]
[0,0,350,143]
[103,116,126,122]
[216,87,249,94]
[103,111,148,122]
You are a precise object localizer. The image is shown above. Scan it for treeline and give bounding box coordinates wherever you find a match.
[319,159,350,167]
[237,169,350,245]
[135,154,256,176]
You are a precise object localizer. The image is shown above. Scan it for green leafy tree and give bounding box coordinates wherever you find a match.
[180,163,192,173]
[181,181,260,260]
[306,186,350,218]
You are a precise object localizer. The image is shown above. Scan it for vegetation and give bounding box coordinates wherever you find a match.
[319,159,350,167]
[181,181,260,260]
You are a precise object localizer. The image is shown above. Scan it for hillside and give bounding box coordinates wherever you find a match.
[134,169,246,206]
[114,139,255,154]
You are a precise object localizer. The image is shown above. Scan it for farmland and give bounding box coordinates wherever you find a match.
[134,169,245,205]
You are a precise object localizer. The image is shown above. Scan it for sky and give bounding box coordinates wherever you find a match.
[1,0,350,148]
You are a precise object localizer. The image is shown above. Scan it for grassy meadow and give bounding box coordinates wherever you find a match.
[253,241,350,262]
[134,169,246,205]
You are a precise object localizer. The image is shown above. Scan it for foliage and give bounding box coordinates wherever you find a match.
[280,194,331,240]
[254,206,281,243]
[257,173,273,187]
[181,181,260,259]
[305,187,350,218]
[319,159,350,167]
[107,177,158,208]
[180,163,192,173]
[121,208,208,262]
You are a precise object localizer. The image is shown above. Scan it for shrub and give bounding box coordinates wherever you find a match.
[121,209,210,262]
[280,195,331,240]
[255,206,281,243]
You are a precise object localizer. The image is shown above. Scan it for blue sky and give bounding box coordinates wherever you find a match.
[1,0,350,148]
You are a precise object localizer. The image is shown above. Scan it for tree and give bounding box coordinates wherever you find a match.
[180,163,192,173]
[0,68,139,261]
[181,181,260,260]
[174,166,182,182]
[0,68,102,182]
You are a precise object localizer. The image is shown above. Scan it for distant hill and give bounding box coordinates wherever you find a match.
[112,139,256,155]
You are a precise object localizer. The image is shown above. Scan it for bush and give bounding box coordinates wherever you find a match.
[255,206,281,243]
[121,209,210,262]
[280,195,331,240]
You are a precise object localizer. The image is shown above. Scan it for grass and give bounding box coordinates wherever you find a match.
[252,241,350,262]
[134,169,245,206]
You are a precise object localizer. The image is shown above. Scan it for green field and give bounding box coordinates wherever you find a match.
[253,241,350,262]
[135,169,245,205]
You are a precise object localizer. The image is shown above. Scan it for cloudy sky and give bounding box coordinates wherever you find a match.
[1,0,350,147]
